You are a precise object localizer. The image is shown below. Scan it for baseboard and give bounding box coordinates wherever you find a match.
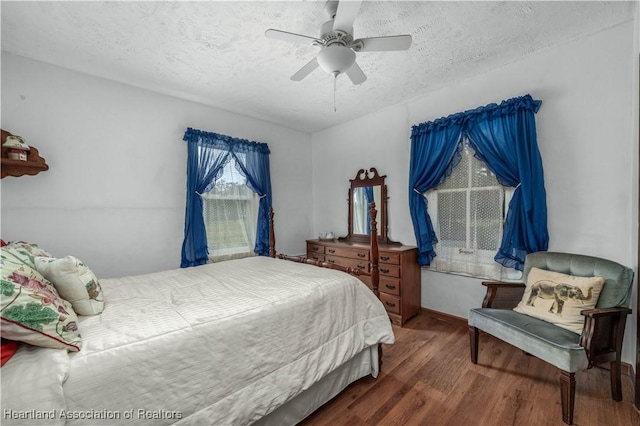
[596,359,634,379]
[420,307,635,380]
[630,365,638,411]
[420,307,468,328]
[626,363,634,381]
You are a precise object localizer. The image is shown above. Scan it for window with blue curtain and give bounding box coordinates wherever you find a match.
[201,158,260,262]
[181,128,272,268]
[425,139,517,280]
[408,94,548,271]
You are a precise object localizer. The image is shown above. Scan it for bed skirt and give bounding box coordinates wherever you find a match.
[254,344,379,425]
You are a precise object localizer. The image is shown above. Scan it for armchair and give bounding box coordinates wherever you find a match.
[468,252,634,425]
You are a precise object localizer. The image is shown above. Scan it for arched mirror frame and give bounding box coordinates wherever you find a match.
[342,167,397,245]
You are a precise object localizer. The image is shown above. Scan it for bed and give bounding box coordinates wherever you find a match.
[1,208,393,425]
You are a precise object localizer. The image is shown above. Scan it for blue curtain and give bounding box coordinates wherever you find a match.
[408,118,465,265]
[231,148,273,256]
[408,94,548,270]
[181,128,272,268]
[465,96,547,269]
[364,186,374,234]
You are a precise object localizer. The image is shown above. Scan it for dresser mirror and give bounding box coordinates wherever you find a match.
[352,186,382,235]
[343,167,395,244]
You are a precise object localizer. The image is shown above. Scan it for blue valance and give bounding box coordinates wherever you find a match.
[411,95,542,137]
[183,127,271,154]
[408,94,548,270]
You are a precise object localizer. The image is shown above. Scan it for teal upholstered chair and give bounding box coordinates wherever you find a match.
[468,252,634,425]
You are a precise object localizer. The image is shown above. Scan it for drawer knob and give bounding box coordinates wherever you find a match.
[380,268,389,273]
[357,264,365,270]
[385,301,396,307]
[327,259,335,264]
[312,247,319,252]
[328,249,335,253]
[385,284,396,290]
[358,253,366,258]
[381,256,390,261]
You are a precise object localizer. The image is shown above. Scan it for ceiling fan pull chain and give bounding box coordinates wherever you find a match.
[333,73,337,112]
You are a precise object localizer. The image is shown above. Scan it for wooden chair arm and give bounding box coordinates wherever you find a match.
[482,281,526,288]
[579,306,632,368]
[580,307,632,318]
[481,281,526,309]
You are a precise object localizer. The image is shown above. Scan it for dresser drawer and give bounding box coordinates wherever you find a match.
[325,246,370,260]
[360,276,397,295]
[378,252,400,265]
[380,293,400,315]
[305,239,420,327]
[380,276,400,296]
[359,275,372,290]
[325,255,369,272]
[387,312,402,327]
[307,244,325,255]
[306,252,325,262]
[379,264,400,278]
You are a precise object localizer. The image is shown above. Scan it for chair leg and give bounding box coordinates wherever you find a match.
[610,360,623,401]
[559,371,576,425]
[469,326,479,364]
[608,310,628,401]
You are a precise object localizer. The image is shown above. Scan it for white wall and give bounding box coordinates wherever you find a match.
[1,53,313,278]
[311,21,638,364]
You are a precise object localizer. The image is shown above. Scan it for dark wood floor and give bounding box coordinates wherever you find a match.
[301,314,640,426]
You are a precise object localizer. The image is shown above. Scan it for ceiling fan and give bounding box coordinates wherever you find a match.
[265,0,412,85]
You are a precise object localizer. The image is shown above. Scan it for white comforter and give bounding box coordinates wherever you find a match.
[2,257,394,425]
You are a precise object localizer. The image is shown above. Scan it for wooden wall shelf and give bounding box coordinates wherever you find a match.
[1,129,49,179]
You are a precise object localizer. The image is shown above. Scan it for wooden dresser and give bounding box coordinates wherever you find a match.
[306,239,421,326]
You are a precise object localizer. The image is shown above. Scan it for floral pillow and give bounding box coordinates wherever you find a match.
[513,267,605,334]
[4,240,53,267]
[1,247,82,351]
[35,256,104,316]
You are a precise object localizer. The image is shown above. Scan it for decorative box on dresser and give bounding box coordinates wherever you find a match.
[306,239,420,326]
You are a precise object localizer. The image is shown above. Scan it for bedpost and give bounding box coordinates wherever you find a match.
[269,208,276,258]
[369,202,380,298]
[369,202,383,370]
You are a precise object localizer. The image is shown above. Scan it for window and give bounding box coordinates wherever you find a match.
[425,140,517,280]
[200,158,259,262]
[182,127,272,268]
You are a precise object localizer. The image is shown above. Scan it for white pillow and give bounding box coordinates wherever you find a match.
[35,256,104,316]
[513,267,605,334]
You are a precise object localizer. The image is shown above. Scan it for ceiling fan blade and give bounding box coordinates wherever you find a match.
[332,0,362,33]
[265,29,320,46]
[345,62,366,85]
[354,35,412,52]
[291,58,319,81]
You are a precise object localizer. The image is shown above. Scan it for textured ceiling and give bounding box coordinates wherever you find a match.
[1,1,636,133]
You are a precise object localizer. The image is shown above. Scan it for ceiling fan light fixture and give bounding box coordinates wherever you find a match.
[317,44,355,75]
[266,0,412,86]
